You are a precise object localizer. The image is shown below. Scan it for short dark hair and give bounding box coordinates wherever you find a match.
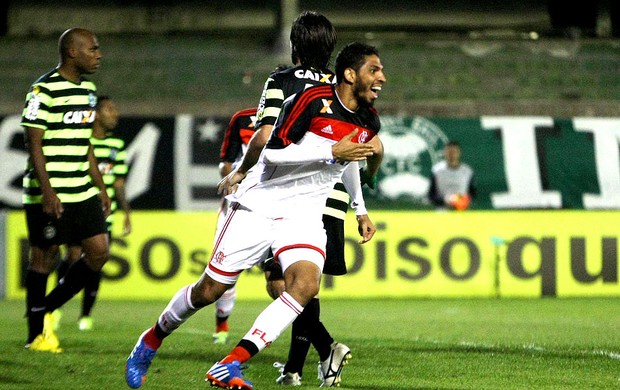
[335,42,379,84]
[290,11,336,69]
[96,95,111,109]
[446,140,461,148]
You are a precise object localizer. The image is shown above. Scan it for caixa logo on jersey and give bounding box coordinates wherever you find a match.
[63,109,96,124]
[371,116,448,207]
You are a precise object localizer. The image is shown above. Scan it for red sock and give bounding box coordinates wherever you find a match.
[220,346,251,364]
[143,326,163,349]
[215,320,229,333]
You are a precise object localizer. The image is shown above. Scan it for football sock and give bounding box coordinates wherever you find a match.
[215,317,229,333]
[309,299,334,361]
[81,270,101,317]
[143,325,163,349]
[25,270,49,342]
[220,343,253,364]
[238,291,303,356]
[215,286,236,332]
[43,259,94,312]
[55,259,70,284]
[156,284,198,334]
[284,297,319,375]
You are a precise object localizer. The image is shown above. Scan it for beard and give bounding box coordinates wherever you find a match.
[352,80,375,108]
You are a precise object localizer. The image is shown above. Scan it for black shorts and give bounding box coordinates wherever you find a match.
[25,195,108,248]
[322,214,347,276]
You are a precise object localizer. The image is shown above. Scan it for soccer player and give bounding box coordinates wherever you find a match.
[53,95,131,332]
[211,106,258,344]
[125,41,386,390]
[219,11,383,387]
[21,27,110,352]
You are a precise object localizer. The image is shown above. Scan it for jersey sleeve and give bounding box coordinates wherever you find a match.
[21,84,53,130]
[220,113,244,162]
[255,74,284,129]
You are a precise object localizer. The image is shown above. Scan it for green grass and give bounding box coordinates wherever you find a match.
[1,297,619,389]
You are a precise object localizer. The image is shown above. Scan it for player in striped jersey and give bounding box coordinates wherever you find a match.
[126,41,385,390]
[22,28,110,353]
[219,12,383,387]
[53,95,131,332]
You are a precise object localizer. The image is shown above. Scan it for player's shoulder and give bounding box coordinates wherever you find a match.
[232,107,258,119]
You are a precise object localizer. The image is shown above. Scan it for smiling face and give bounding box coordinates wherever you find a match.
[351,54,386,108]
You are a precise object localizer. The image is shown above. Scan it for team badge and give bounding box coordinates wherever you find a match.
[43,223,56,240]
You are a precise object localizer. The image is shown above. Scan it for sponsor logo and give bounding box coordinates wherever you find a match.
[294,69,335,84]
[320,125,333,134]
[320,99,333,114]
[63,110,96,124]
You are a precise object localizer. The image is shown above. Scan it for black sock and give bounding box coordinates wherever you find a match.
[308,299,334,361]
[44,259,95,313]
[55,259,71,284]
[284,298,321,376]
[25,270,49,343]
[81,271,101,317]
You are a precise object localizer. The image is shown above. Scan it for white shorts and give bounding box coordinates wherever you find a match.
[206,202,326,284]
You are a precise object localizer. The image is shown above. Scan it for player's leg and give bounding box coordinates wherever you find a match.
[314,215,351,387]
[43,197,109,314]
[207,216,325,389]
[24,204,63,352]
[213,286,236,344]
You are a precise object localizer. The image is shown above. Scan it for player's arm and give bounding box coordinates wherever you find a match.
[113,177,132,235]
[219,161,234,178]
[217,125,271,195]
[341,162,376,244]
[25,126,63,218]
[263,129,374,165]
[360,135,383,189]
[87,142,111,217]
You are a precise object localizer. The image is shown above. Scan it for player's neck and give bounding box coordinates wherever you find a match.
[335,85,358,112]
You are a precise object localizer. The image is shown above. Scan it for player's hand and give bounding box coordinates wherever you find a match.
[356,214,376,244]
[99,191,112,218]
[217,169,246,196]
[42,190,63,219]
[331,129,375,162]
[123,213,132,236]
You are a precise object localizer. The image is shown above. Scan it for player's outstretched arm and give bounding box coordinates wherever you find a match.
[217,125,272,195]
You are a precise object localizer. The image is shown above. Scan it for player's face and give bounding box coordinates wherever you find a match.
[74,33,102,75]
[352,54,386,107]
[97,100,119,130]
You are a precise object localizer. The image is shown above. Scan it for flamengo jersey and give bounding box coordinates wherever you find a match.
[219,107,257,167]
[254,65,351,219]
[91,135,128,229]
[229,84,380,219]
[21,69,99,205]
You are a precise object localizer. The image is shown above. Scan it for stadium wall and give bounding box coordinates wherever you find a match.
[2,114,619,211]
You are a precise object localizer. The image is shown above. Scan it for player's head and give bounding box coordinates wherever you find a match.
[58,27,101,75]
[335,42,385,108]
[290,11,336,69]
[95,95,119,132]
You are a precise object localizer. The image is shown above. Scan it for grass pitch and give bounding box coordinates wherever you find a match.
[1,297,619,389]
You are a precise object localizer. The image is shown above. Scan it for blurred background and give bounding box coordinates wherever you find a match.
[1,1,619,300]
[0,0,619,117]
